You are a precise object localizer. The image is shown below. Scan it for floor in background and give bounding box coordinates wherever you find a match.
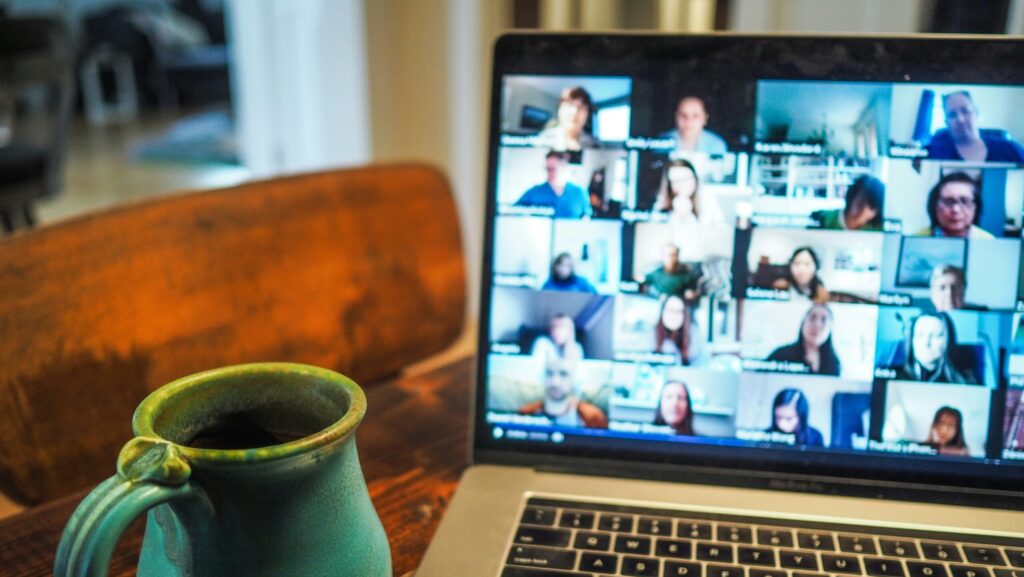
[37,110,249,225]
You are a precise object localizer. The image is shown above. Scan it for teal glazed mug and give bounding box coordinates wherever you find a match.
[55,363,391,577]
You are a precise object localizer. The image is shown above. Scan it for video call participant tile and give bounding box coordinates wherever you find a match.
[874,380,994,459]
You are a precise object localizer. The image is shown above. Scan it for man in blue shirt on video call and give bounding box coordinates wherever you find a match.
[515,150,592,218]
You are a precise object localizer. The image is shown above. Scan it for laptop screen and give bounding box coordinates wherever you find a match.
[477,34,1024,495]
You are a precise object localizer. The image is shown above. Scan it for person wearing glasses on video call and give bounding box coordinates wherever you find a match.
[535,86,598,152]
[518,356,607,429]
[926,91,1024,163]
[914,172,993,239]
[895,312,977,384]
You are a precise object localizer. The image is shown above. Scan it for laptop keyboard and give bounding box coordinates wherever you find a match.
[501,498,1024,577]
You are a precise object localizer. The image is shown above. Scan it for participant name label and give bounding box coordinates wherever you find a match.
[878,293,912,306]
[868,440,938,455]
[494,273,537,288]
[754,142,823,155]
[736,429,797,445]
[889,144,929,158]
[745,287,790,301]
[742,359,809,374]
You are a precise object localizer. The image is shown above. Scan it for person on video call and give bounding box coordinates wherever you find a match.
[516,150,592,218]
[767,388,824,446]
[811,175,885,231]
[542,253,597,293]
[659,96,728,155]
[771,247,829,303]
[642,243,699,300]
[531,313,584,363]
[655,295,694,365]
[655,158,725,261]
[915,172,993,239]
[654,380,696,436]
[535,86,598,152]
[895,312,977,384]
[518,356,607,428]
[767,304,841,376]
[926,91,1024,162]
[929,265,967,312]
[923,406,970,457]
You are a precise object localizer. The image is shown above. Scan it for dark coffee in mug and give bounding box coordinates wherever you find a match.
[186,411,313,449]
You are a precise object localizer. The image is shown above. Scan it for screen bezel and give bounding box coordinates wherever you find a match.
[474,32,1024,508]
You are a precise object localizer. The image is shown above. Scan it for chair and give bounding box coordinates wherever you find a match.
[0,164,466,505]
[0,16,75,233]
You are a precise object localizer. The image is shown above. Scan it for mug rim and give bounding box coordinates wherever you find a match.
[132,362,366,465]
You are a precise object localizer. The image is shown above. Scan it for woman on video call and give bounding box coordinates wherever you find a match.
[767,388,824,446]
[654,380,695,436]
[535,86,598,152]
[895,312,977,384]
[771,247,829,303]
[655,158,724,261]
[923,406,970,457]
[915,172,994,239]
[655,295,694,365]
[767,303,841,376]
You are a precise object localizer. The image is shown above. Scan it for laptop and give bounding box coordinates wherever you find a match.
[417,33,1024,577]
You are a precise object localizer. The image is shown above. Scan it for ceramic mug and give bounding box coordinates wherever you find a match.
[54,362,391,577]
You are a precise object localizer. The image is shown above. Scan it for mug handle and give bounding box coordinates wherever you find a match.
[54,437,208,577]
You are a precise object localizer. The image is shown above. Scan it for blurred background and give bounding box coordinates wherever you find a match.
[0,0,1022,315]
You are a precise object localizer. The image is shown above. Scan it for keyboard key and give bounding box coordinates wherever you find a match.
[719,524,754,544]
[881,540,921,558]
[951,566,992,577]
[574,531,611,551]
[666,561,703,577]
[1007,551,1024,568]
[520,507,557,526]
[797,532,836,551]
[558,510,594,530]
[922,542,963,563]
[623,556,660,576]
[639,517,674,536]
[738,547,776,566]
[865,557,906,577]
[506,545,577,571]
[599,513,634,533]
[909,562,951,577]
[616,535,653,556]
[750,571,785,577]
[502,568,591,577]
[679,520,713,540]
[822,554,862,574]
[995,570,1024,577]
[697,543,735,563]
[964,547,1006,566]
[707,564,746,577]
[839,535,878,555]
[758,528,794,547]
[656,538,693,559]
[514,527,572,548]
[793,573,828,577]
[780,550,819,570]
[580,552,618,574]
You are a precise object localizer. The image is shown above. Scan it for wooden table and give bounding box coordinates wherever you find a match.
[0,356,474,577]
